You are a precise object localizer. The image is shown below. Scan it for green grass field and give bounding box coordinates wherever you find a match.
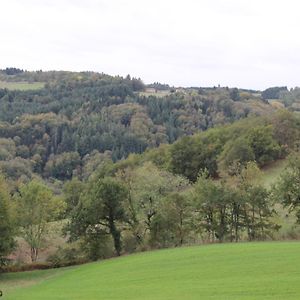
[0,81,45,90]
[2,242,300,300]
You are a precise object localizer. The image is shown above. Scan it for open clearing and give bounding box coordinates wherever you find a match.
[2,242,300,300]
[0,81,45,90]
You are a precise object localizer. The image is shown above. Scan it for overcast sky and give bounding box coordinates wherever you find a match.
[1,0,300,89]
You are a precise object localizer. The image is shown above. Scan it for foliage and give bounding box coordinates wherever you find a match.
[44,152,81,180]
[150,193,192,247]
[0,70,276,181]
[192,163,278,242]
[119,162,189,249]
[67,177,128,257]
[169,134,221,182]
[247,126,281,166]
[261,86,288,100]
[0,176,15,267]
[63,177,85,214]
[47,244,86,267]
[1,69,300,268]
[15,180,66,261]
[275,155,300,221]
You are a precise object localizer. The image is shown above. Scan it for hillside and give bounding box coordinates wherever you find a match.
[1,69,299,185]
[1,68,300,277]
[3,242,300,300]
[0,69,274,182]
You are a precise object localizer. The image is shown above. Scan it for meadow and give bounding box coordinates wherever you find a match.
[2,242,300,300]
[0,81,44,90]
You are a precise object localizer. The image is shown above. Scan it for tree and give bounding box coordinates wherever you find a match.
[275,155,300,221]
[16,180,65,262]
[117,162,189,249]
[192,172,231,242]
[0,176,15,267]
[68,177,128,257]
[150,193,192,248]
[63,177,85,215]
[218,137,255,174]
[247,126,281,166]
[229,88,240,101]
[192,163,279,243]
[44,152,81,180]
[169,135,220,182]
[270,110,300,149]
[237,162,279,240]
[242,185,276,240]
[91,177,128,256]
[261,86,288,100]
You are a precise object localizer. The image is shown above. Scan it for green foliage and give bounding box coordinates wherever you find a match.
[47,244,86,267]
[117,162,189,249]
[0,70,275,181]
[218,136,255,174]
[169,135,221,182]
[0,157,32,181]
[275,155,300,221]
[1,69,300,270]
[44,152,81,180]
[262,86,288,100]
[192,163,278,242]
[247,126,281,166]
[193,173,235,242]
[0,176,15,267]
[150,193,192,247]
[229,88,240,101]
[273,87,300,110]
[15,180,66,261]
[63,178,85,214]
[1,67,24,75]
[270,110,300,148]
[68,177,128,257]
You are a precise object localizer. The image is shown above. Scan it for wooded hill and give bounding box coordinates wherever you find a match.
[0,68,282,182]
[1,68,300,268]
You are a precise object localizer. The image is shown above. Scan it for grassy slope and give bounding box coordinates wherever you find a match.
[0,268,72,294]
[0,81,44,90]
[261,159,288,188]
[2,242,300,300]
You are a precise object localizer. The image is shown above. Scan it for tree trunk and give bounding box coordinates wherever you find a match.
[30,247,38,262]
[108,215,121,256]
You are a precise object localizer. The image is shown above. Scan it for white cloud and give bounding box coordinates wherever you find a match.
[1,0,300,89]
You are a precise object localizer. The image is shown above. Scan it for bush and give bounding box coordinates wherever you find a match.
[2,262,52,273]
[47,245,86,268]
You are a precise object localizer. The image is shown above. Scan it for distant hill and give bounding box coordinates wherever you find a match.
[1,69,300,276]
[0,69,277,182]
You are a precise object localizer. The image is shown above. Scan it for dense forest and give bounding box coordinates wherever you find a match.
[0,68,280,183]
[1,68,300,269]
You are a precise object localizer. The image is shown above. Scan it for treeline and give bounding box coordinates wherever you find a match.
[0,70,275,182]
[261,86,300,111]
[1,111,300,267]
[65,160,283,259]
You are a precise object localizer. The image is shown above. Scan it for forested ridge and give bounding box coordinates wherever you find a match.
[0,69,275,182]
[1,68,300,269]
